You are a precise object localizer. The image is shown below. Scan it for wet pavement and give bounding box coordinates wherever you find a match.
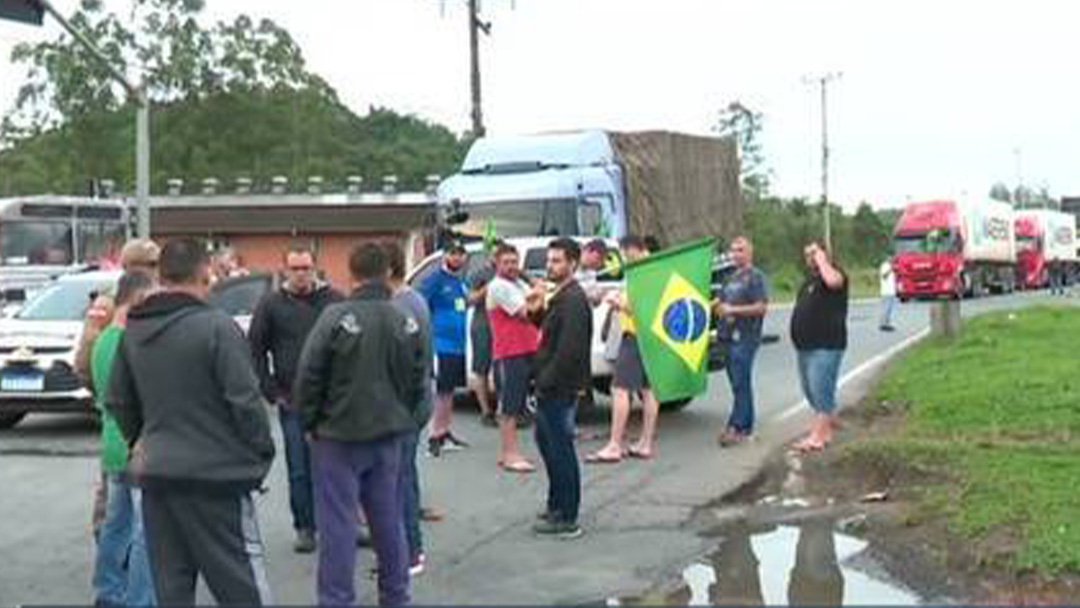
[612,451,943,606]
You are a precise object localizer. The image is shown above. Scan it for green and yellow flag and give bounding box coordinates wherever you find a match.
[625,237,716,402]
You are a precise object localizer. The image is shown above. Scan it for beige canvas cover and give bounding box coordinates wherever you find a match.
[610,131,742,248]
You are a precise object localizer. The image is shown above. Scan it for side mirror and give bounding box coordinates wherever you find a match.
[2,287,27,303]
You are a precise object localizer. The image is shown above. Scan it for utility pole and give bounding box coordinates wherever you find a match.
[33,0,151,238]
[468,0,488,138]
[804,72,841,253]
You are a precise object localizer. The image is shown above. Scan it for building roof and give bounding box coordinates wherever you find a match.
[148,193,437,235]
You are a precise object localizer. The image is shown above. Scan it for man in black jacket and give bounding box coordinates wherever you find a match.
[293,243,427,607]
[106,237,275,606]
[529,237,593,539]
[249,242,343,553]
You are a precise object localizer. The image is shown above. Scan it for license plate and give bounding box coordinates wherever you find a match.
[1,373,44,392]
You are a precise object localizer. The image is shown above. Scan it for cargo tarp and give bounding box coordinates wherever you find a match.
[611,131,742,248]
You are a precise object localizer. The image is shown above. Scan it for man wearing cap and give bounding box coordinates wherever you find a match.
[78,238,160,540]
[418,241,471,457]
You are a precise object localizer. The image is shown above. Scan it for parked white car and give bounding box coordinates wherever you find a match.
[0,270,276,429]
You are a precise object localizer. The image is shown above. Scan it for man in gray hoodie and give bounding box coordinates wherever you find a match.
[106,237,275,606]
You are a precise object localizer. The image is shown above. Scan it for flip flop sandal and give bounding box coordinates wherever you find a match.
[501,460,537,473]
[584,451,623,464]
[627,446,655,460]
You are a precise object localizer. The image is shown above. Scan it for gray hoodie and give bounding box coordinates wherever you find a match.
[106,291,274,493]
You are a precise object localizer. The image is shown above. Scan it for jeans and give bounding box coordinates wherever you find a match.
[796,349,845,414]
[313,435,409,606]
[279,405,315,531]
[534,395,580,524]
[399,430,423,561]
[93,474,156,607]
[724,340,760,434]
[879,295,898,327]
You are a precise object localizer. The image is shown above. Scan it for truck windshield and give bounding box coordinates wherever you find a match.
[452,199,579,238]
[1016,235,1039,252]
[894,231,960,254]
[0,220,74,266]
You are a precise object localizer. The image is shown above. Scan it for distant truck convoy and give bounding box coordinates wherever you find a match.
[436,129,743,246]
[1014,209,1078,289]
[892,199,1017,299]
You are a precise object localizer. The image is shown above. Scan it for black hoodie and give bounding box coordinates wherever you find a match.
[106,291,275,493]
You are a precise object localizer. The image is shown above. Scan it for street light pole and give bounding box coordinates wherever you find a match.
[36,0,151,238]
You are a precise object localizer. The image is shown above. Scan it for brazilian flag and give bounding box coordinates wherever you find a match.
[625,238,716,402]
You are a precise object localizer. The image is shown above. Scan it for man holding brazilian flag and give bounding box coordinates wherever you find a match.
[623,237,717,403]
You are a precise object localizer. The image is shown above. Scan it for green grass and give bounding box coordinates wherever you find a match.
[766,264,880,303]
[864,306,1080,573]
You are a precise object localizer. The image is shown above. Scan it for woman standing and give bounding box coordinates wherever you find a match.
[790,242,848,452]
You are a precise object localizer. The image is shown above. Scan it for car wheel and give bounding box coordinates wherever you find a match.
[660,397,693,412]
[0,411,27,430]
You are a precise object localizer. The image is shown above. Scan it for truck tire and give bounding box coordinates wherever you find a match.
[0,411,27,430]
[660,397,693,412]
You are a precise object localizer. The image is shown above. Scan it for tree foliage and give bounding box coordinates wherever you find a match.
[713,100,770,200]
[0,0,466,196]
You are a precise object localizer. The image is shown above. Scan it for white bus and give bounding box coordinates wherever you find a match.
[0,196,130,301]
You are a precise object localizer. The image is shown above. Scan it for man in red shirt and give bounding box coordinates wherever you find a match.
[486,242,543,473]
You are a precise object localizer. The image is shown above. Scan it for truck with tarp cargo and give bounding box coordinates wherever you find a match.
[435,129,742,247]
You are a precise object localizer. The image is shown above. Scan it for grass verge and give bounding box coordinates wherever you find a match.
[855,305,1080,574]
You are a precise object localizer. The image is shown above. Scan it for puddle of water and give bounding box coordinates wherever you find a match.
[611,520,922,606]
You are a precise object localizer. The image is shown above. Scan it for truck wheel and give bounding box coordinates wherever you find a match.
[660,397,693,412]
[0,411,27,430]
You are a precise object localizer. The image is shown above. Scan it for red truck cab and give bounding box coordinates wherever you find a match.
[892,200,964,299]
[1014,215,1046,289]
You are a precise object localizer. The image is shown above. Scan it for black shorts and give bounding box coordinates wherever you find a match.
[613,333,650,391]
[470,312,493,375]
[435,354,467,394]
[494,355,533,416]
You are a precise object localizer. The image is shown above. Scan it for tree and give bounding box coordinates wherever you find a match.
[989,182,1013,203]
[0,1,467,195]
[713,100,770,201]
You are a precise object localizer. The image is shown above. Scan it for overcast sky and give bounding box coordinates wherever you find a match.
[1,0,1077,210]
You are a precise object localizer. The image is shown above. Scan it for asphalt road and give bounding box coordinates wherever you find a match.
[0,290,1067,605]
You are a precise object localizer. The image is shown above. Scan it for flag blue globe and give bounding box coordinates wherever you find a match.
[661,298,708,344]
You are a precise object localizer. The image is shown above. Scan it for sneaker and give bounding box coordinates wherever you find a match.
[356,528,373,549]
[427,435,445,458]
[533,520,583,539]
[536,509,559,523]
[442,432,469,451]
[293,528,317,554]
[409,553,426,576]
[480,412,499,428]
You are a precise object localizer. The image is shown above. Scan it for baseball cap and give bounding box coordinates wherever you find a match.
[120,238,161,270]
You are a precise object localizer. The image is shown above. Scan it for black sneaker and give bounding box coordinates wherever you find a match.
[481,412,499,428]
[293,528,317,554]
[427,435,445,458]
[442,432,469,451]
[533,520,583,539]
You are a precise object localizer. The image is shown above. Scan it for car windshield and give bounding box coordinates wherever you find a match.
[894,231,960,254]
[0,220,74,266]
[450,200,580,239]
[15,278,108,321]
[1016,235,1038,252]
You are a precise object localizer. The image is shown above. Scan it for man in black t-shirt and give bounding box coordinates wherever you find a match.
[789,241,848,452]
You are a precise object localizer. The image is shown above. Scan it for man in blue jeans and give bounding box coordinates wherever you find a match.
[528,238,593,539]
[713,236,769,447]
[249,243,343,553]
